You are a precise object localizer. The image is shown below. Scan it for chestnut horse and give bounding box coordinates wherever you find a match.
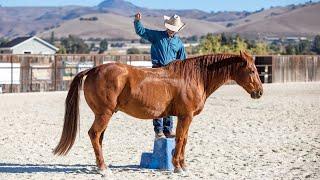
[53,51,263,173]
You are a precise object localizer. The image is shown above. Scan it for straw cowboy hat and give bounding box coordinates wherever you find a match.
[164,14,186,32]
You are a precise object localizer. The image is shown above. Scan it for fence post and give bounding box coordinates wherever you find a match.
[10,55,13,93]
[54,55,57,91]
[30,66,33,92]
[305,57,308,82]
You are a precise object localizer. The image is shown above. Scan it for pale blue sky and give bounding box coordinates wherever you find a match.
[0,0,318,12]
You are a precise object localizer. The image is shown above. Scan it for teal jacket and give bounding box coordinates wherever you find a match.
[134,20,187,66]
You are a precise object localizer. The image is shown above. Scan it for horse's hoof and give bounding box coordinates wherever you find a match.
[182,167,188,172]
[174,168,183,173]
[97,168,112,177]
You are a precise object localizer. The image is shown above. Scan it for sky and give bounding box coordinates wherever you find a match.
[0,0,318,12]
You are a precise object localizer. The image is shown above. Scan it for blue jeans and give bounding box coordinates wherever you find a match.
[153,116,173,133]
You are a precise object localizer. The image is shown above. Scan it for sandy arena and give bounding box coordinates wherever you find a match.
[0,82,319,179]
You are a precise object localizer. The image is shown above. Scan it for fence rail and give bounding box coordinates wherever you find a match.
[0,54,319,93]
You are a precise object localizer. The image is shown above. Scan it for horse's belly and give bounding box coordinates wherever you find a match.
[118,102,166,119]
[118,95,169,119]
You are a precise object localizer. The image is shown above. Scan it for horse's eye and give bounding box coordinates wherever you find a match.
[249,70,255,74]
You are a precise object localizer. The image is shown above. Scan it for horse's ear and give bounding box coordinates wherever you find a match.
[240,50,245,58]
[240,50,253,63]
[240,50,250,58]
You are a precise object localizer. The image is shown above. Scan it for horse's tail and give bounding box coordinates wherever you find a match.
[53,68,91,156]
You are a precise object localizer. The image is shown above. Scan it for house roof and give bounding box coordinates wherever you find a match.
[0,36,33,48]
[0,36,59,51]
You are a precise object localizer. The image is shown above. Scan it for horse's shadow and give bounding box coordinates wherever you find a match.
[0,163,140,174]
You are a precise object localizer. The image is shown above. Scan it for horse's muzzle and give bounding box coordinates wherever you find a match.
[251,90,263,99]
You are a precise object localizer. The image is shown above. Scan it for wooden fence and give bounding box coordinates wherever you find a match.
[0,54,319,93]
[272,56,320,83]
[0,54,151,93]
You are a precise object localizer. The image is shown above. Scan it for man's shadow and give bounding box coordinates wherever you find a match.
[0,163,140,174]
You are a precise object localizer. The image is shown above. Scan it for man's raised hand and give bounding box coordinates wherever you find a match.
[135,12,141,21]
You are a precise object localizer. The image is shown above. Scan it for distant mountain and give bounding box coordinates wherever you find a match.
[227,3,320,37]
[0,6,95,37]
[97,0,140,14]
[0,0,319,39]
[98,0,136,9]
[97,0,212,20]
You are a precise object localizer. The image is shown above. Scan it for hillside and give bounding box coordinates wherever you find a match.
[0,6,94,37]
[0,0,319,39]
[40,13,226,39]
[228,3,320,37]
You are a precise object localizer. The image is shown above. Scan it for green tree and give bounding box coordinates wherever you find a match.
[312,35,320,54]
[245,39,257,50]
[60,35,89,54]
[232,36,247,52]
[199,34,221,54]
[220,33,233,46]
[90,43,95,50]
[57,45,67,54]
[127,48,140,54]
[251,42,269,55]
[285,43,296,55]
[219,45,233,53]
[269,42,282,55]
[221,33,228,45]
[297,40,312,54]
[50,31,55,44]
[99,39,108,54]
[0,38,9,47]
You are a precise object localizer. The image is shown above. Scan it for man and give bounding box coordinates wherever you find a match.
[134,12,187,139]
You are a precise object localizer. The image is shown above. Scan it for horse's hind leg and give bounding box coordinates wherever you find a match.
[88,112,112,171]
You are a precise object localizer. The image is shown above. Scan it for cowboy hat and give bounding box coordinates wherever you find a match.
[164,14,186,32]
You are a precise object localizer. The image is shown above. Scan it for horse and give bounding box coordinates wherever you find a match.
[53,50,263,173]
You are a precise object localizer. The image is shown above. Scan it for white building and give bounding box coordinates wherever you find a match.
[0,36,58,54]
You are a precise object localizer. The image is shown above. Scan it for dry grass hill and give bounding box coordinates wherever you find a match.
[228,3,320,37]
[40,13,227,39]
[0,0,319,39]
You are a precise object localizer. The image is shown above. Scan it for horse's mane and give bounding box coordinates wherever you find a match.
[164,54,244,85]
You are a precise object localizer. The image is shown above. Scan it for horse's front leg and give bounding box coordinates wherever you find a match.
[173,115,192,173]
[179,128,189,171]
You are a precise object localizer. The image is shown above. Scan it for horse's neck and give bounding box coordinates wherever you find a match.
[204,73,231,98]
[203,60,236,98]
